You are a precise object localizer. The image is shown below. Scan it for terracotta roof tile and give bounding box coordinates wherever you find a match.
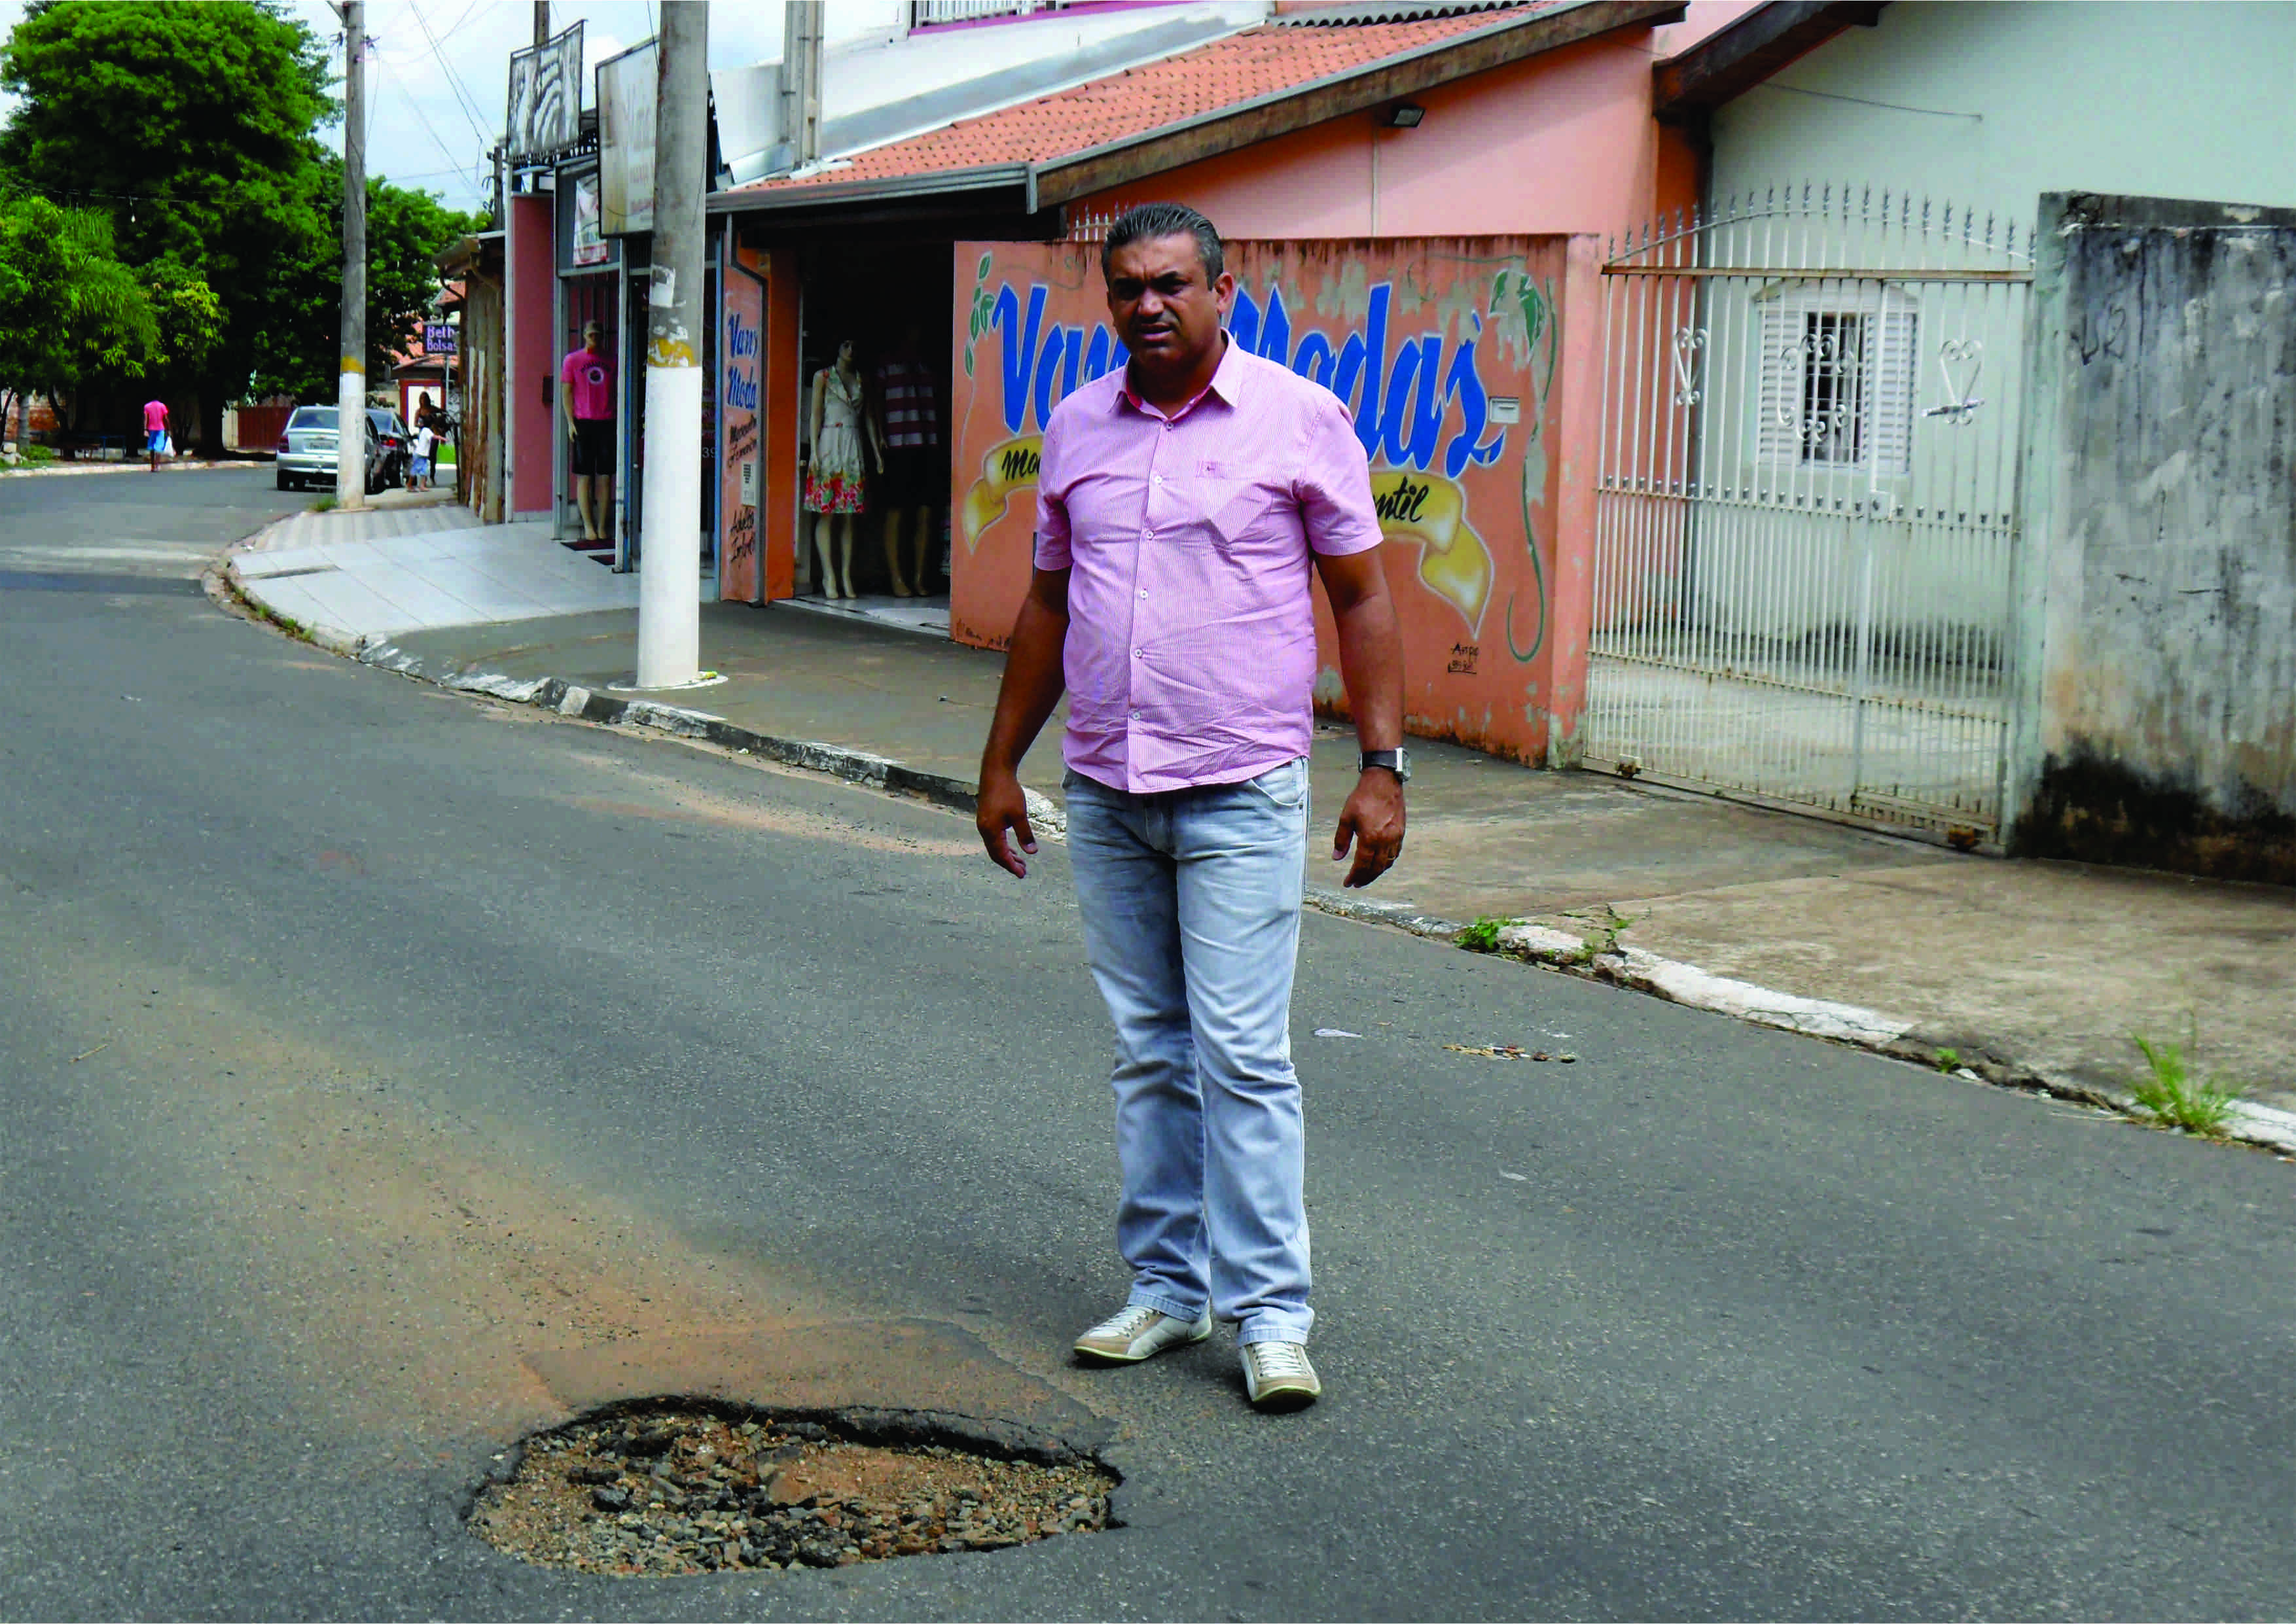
[738,9,1566,192]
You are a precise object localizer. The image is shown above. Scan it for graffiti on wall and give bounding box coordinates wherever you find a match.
[949,239,1570,761]
[956,246,1557,645]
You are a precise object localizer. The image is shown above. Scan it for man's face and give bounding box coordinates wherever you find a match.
[1104,232,1233,381]
[584,328,603,354]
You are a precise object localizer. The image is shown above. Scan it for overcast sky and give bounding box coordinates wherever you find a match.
[0,1,865,216]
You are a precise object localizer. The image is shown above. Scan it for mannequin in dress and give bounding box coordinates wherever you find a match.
[802,338,885,599]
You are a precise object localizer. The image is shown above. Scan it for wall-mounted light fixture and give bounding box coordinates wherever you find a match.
[1386,103,1426,129]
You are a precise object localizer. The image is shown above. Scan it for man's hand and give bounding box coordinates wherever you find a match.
[1332,769,1405,888]
[976,768,1039,878]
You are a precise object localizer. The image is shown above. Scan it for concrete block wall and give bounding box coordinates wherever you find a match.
[2011,193,2296,883]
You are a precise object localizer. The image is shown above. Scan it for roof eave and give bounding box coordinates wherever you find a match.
[708,0,1683,222]
[1652,0,1887,125]
[709,162,1033,218]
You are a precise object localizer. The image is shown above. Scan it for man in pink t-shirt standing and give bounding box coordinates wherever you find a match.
[560,321,616,543]
[977,203,1406,1411]
[142,398,169,472]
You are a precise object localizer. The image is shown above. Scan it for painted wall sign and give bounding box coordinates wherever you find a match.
[949,238,1582,762]
[718,256,766,603]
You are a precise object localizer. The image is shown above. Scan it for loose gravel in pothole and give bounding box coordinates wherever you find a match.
[471,1409,1117,1576]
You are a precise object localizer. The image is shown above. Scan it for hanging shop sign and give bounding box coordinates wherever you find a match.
[505,22,584,163]
[596,40,658,237]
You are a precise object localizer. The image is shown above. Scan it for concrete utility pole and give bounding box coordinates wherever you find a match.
[533,1,549,46]
[335,0,368,510]
[635,0,709,688]
[779,0,823,169]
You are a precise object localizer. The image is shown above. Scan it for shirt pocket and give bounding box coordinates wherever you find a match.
[1193,459,1288,548]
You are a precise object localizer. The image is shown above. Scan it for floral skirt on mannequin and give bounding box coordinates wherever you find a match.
[804,370,867,514]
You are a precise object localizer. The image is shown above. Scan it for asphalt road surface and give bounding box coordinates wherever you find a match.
[3,468,2291,1621]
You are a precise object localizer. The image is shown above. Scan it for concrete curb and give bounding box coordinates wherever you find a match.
[219,530,2296,1166]
[1,457,254,478]
[1479,923,2296,1159]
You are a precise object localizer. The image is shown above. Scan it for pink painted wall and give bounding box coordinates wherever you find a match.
[509,194,556,518]
[1070,29,1700,250]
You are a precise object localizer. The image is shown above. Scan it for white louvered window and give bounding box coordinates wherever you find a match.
[1754,285,1918,478]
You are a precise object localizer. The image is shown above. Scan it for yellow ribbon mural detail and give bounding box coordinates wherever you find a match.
[960,434,1043,551]
[1372,470,1492,639]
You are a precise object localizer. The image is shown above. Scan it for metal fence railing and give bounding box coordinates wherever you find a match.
[1585,185,2032,843]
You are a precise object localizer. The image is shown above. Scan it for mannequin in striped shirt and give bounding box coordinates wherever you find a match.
[874,321,942,597]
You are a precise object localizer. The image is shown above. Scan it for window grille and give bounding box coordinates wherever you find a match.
[1755,285,1918,477]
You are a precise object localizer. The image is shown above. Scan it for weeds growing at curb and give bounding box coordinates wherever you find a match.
[1457,916,1508,953]
[217,568,314,644]
[2126,1027,2239,1137]
[1562,904,1634,964]
[1935,1047,1962,1072]
[312,495,337,512]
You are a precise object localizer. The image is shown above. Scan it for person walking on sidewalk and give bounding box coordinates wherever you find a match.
[142,397,169,472]
[975,202,1407,1412]
[560,321,615,543]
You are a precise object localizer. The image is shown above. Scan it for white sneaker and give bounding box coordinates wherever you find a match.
[1072,1304,1213,1364]
[1241,1340,1321,1409]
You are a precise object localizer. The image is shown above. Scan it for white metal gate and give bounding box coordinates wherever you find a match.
[1586,186,2032,841]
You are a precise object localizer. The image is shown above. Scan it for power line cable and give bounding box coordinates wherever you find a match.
[371,50,472,183]
[403,0,496,149]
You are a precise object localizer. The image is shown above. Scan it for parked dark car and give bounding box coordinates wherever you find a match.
[274,406,405,495]
[366,407,411,489]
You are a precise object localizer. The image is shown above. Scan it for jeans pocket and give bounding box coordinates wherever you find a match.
[1244,758,1310,811]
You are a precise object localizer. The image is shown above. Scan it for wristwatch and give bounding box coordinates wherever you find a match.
[1357,748,1411,783]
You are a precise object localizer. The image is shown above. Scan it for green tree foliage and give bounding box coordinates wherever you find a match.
[0,0,334,419]
[0,194,159,400]
[249,161,478,400]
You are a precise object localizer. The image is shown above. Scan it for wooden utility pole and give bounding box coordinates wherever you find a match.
[335,0,368,509]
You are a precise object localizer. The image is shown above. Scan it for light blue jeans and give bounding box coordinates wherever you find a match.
[1064,758,1313,1347]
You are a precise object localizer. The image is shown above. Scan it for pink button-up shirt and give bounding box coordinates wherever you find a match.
[1035,338,1382,794]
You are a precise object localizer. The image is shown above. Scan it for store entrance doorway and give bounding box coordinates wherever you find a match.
[790,239,954,635]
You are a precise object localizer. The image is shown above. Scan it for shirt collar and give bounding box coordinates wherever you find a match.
[1117,331,1246,420]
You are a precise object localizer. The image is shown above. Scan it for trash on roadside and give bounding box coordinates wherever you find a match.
[1444,1044,1577,1063]
[1314,1027,1363,1038]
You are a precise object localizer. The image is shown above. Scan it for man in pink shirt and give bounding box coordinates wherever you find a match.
[142,398,169,472]
[977,203,1405,1411]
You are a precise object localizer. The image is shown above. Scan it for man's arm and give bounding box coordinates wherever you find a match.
[1314,546,1406,888]
[975,565,1072,878]
[560,359,577,439]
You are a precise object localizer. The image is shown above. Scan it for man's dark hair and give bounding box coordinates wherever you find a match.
[1102,203,1225,283]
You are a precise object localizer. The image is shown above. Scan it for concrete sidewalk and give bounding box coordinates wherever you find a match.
[222,501,2296,1151]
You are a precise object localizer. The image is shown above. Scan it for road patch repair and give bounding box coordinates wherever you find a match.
[473,1407,1114,1576]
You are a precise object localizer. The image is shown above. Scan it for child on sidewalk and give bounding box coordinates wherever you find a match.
[408,422,435,491]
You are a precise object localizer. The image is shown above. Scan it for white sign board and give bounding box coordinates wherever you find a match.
[597,40,657,237]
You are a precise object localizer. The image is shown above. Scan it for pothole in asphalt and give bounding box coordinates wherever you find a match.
[470,1405,1118,1577]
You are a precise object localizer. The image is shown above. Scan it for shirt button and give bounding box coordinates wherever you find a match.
[1138,588,1149,599]
[1133,648,1143,660]
[1151,473,1163,484]
[1131,709,1142,720]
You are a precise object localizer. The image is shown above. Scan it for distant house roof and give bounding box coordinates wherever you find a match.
[714,0,1682,218]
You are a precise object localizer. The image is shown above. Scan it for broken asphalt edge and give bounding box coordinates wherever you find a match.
[215,547,2296,1165]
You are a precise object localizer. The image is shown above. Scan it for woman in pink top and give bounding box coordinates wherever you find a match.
[143,399,169,472]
